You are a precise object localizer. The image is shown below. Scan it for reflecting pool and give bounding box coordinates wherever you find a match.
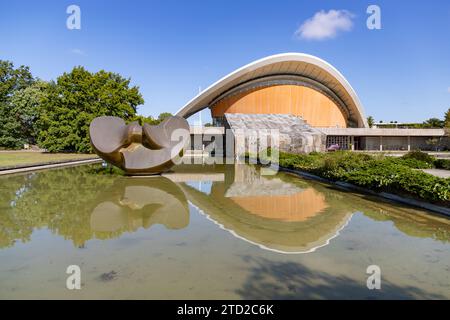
[0,163,449,299]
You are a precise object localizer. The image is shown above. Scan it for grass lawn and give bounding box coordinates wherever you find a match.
[0,152,99,169]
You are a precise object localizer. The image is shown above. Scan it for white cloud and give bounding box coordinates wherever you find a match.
[295,10,354,40]
[448,87,450,93]
[70,48,86,56]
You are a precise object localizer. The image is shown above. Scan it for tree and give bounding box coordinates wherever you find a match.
[157,112,173,123]
[442,108,450,150]
[0,60,35,148]
[37,67,144,153]
[444,108,450,129]
[131,112,177,126]
[422,117,444,128]
[10,81,49,145]
[426,137,440,151]
[367,116,374,128]
[131,115,159,126]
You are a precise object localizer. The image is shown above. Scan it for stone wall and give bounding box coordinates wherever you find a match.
[225,113,326,155]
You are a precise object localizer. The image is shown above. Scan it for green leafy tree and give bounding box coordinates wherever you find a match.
[367,116,374,128]
[442,108,450,150]
[131,115,159,126]
[9,81,49,145]
[157,112,173,123]
[0,60,35,148]
[422,117,444,128]
[37,67,144,153]
[444,108,450,129]
[426,137,440,151]
[132,112,174,126]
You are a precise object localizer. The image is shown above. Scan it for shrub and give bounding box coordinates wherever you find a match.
[343,161,450,202]
[386,156,433,169]
[279,151,323,171]
[402,150,435,164]
[315,152,372,179]
[271,150,450,204]
[434,159,450,170]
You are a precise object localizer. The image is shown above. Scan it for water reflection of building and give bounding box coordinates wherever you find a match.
[225,165,328,222]
[229,189,328,222]
[173,164,353,254]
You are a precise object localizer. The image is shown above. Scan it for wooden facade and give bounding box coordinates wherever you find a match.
[230,188,328,222]
[211,84,348,128]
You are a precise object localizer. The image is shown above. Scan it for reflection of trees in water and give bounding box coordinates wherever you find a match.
[0,167,116,248]
[0,166,189,248]
[273,168,450,243]
[300,180,450,243]
[356,200,450,243]
[0,173,36,248]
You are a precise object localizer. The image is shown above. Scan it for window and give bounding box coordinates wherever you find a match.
[326,136,350,150]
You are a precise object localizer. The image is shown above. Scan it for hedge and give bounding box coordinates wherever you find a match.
[259,150,450,205]
[434,159,450,170]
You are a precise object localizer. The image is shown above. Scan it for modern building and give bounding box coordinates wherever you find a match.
[177,53,446,154]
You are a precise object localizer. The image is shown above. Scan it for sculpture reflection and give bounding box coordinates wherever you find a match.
[90,177,189,235]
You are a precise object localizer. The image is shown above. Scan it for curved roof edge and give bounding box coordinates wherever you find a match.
[175,53,368,128]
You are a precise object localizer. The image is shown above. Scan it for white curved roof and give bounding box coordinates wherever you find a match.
[176,53,368,128]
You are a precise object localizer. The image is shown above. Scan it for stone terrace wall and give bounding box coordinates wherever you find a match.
[225,113,326,155]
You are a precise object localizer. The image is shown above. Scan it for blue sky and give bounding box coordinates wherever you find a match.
[1,0,449,124]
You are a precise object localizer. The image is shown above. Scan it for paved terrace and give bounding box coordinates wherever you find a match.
[317,128,445,136]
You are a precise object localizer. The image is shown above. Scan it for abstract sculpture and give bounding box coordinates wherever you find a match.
[90,116,190,175]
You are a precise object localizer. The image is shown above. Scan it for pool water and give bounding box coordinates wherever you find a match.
[0,163,449,299]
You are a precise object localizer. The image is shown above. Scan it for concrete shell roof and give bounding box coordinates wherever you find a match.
[175,53,368,128]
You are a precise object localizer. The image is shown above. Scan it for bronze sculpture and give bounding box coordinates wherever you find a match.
[89,116,190,175]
